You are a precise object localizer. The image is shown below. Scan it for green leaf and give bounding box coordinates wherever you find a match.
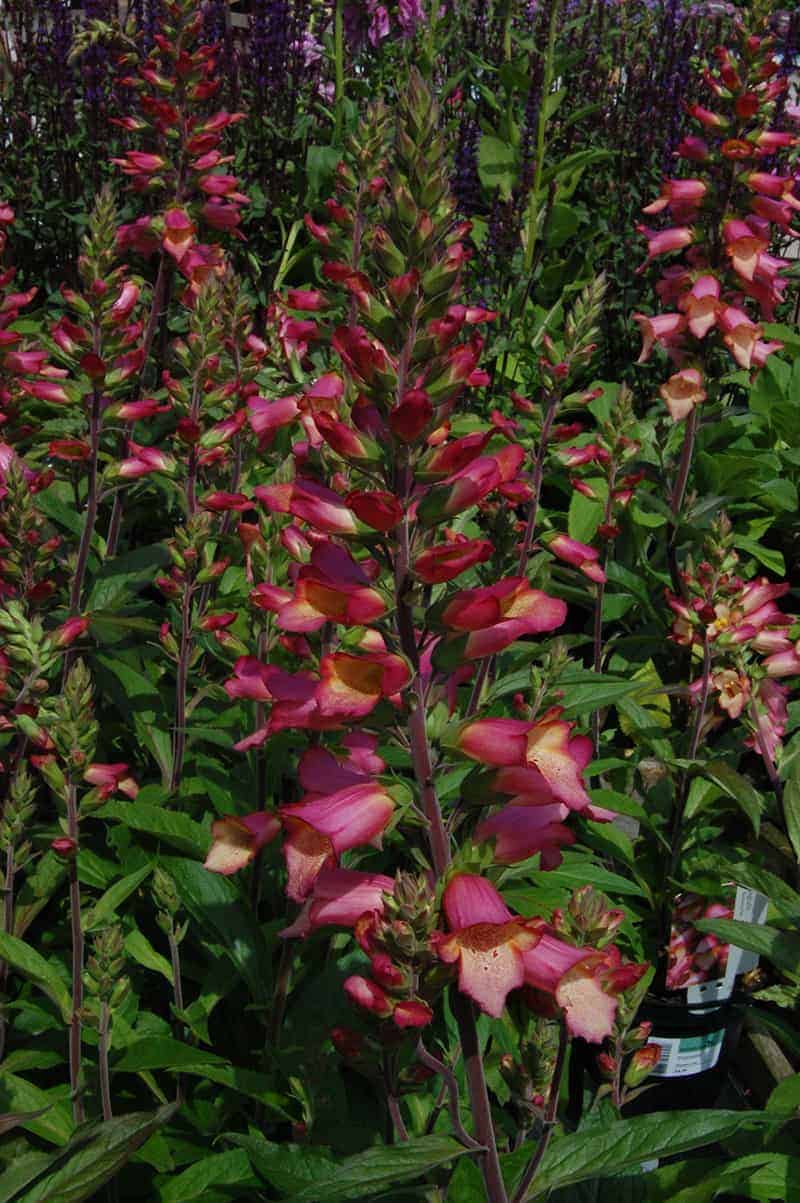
[0,933,71,1022]
[556,673,646,719]
[783,771,800,865]
[545,202,580,250]
[541,148,611,186]
[281,1136,471,1202]
[0,1154,55,1203]
[305,144,342,201]
[588,789,647,824]
[747,1006,800,1060]
[505,1110,777,1199]
[767,1072,800,1116]
[228,1132,335,1195]
[159,1150,257,1201]
[727,862,800,920]
[82,865,152,932]
[694,919,800,978]
[94,655,163,727]
[94,801,208,858]
[86,544,169,610]
[113,1038,292,1119]
[447,1156,488,1201]
[716,1153,800,1202]
[534,854,645,898]
[124,929,174,984]
[568,488,603,544]
[163,857,273,1003]
[0,1074,73,1146]
[701,762,763,835]
[478,135,517,200]
[13,1105,176,1203]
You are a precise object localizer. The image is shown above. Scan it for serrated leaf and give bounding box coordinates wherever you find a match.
[226,1132,335,1194]
[568,487,603,544]
[162,857,272,1003]
[159,1149,257,1201]
[86,543,169,610]
[505,1110,777,1199]
[281,1136,471,1202]
[727,862,800,920]
[94,802,208,858]
[13,1104,176,1203]
[783,771,800,865]
[447,1155,488,1201]
[767,1072,800,1116]
[478,135,516,200]
[0,1154,55,1202]
[716,1153,800,1201]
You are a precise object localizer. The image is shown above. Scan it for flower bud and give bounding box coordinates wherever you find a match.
[624,1044,661,1087]
[51,836,77,859]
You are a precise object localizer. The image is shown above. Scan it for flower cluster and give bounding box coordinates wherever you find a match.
[666,892,733,990]
[200,70,639,1047]
[635,26,796,420]
[112,0,247,302]
[667,519,798,764]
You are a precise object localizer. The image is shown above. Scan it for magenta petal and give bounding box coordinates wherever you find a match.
[443,873,513,929]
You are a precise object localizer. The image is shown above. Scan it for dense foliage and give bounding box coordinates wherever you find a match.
[1,1,800,1201]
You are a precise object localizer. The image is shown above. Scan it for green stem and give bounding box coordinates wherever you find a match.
[98,1001,113,1122]
[510,1022,567,1203]
[67,785,85,1124]
[523,0,561,275]
[334,0,345,144]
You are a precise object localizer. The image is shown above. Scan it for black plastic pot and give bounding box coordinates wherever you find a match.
[623,997,743,1114]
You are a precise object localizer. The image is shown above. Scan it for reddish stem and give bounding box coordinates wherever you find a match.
[67,784,85,1123]
[510,1022,567,1203]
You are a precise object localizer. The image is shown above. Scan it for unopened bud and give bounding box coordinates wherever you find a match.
[624,1044,661,1087]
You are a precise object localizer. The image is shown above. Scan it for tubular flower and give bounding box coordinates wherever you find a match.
[659,368,706,422]
[413,535,494,584]
[435,875,643,1039]
[255,480,360,536]
[204,812,282,875]
[251,543,385,632]
[440,577,567,659]
[456,717,592,812]
[83,762,139,800]
[281,868,394,939]
[231,652,411,748]
[279,782,395,902]
[522,935,642,1042]
[635,30,790,417]
[474,801,576,868]
[433,874,545,1018]
[632,312,686,363]
[547,534,606,583]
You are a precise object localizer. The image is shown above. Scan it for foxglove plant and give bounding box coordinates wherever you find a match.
[17,189,150,621]
[204,69,647,1202]
[667,515,798,820]
[110,0,248,320]
[153,275,266,791]
[633,21,795,565]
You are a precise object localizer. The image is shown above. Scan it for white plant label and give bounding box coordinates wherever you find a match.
[648,1029,725,1078]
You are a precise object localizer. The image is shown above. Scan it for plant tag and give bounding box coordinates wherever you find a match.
[727,885,769,975]
[648,1028,725,1078]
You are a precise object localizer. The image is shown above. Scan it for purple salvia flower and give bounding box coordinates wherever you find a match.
[452,116,482,216]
